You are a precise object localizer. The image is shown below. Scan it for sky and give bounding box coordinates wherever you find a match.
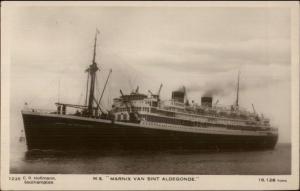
[6,5,291,143]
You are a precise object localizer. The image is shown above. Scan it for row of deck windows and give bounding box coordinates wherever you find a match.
[151,108,249,126]
[116,107,150,113]
[140,114,262,131]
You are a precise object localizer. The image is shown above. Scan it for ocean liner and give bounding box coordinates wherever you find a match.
[22,31,278,150]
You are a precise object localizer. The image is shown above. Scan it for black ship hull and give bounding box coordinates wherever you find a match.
[22,111,278,151]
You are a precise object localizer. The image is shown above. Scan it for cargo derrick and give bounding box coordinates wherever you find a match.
[55,29,109,118]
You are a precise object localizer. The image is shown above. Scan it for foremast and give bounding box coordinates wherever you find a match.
[86,29,100,116]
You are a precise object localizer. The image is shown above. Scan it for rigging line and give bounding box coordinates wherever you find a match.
[77,84,85,105]
[85,72,89,106]
[236,70,240,107]
[79,74,87,105]
[78,93,83,105]
[93,97,107,114]
[94,76,106,111]
[95,74,101,99]
[57,77,61,103]
[99,101,107,111]
[98,69,112,107]
[107,72,112,108]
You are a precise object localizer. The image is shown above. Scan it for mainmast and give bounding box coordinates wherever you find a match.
[235,70,240,107]
[86,29,100,115]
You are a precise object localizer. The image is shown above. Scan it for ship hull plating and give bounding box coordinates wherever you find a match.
[22,112,278,151]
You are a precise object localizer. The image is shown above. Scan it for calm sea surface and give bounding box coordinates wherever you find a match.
[10,140,291,175]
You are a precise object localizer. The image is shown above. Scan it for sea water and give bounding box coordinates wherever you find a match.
[10,140,291,175]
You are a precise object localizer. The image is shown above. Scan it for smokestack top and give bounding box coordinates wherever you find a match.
[172,86,186,103]
[176,86,186,92]
[201,96,213,107]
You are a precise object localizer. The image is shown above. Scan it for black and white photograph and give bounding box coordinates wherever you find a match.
[1,1,299,190]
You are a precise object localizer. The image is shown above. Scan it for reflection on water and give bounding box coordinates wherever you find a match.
[10,141,291,174]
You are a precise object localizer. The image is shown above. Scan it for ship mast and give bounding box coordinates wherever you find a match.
[87,29,100,116]
[235,70,240,107]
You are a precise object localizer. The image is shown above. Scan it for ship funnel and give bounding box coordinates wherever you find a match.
[201,96,213,107]
[172,87,185,103]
